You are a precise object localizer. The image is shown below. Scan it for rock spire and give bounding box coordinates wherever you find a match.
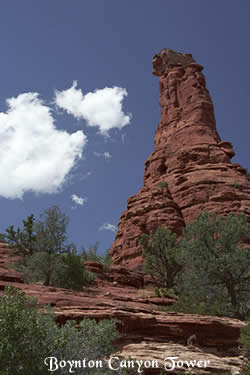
[110,49,250,268]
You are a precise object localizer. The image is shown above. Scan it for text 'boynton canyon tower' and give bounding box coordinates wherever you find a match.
[110,49,250,268]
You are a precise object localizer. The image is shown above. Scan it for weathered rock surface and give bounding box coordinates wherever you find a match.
[0,242,23,283]
[0,243,247,374]
[110,49,250,267]
[118,342,243,374]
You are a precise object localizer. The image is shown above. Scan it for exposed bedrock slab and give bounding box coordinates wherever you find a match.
[0,243,246,374]
[110,49,250,267]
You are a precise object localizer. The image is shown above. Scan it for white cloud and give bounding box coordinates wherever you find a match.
[55,81,132,136]
[0,92,86,199]
[71,194,87,206]
[99,223,117,233]
[93,151,111,159]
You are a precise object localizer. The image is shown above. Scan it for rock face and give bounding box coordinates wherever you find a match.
[110,49,250,267]
[0,243,246,374]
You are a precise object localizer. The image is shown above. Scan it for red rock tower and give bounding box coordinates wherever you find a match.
[110,49,250,268]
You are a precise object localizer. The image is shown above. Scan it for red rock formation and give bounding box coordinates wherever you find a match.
[0,243,246,374]
[110,49,250,267]
[0,242,23,283]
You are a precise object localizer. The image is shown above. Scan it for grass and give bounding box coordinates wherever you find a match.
[156,181,168,188]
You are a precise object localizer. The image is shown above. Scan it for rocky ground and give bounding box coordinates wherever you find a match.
[0,242,246,374]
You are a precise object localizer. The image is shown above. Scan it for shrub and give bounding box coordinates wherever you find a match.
[81,244,113,271]
[81,243,101,262]
[140,227,182,288]
[156,181,168,188]
[179,212,250,319]
[154,287,161,297]
[233,182,241,189]
[3,207,95,290]
[4,206,70,286]
[5,214,36,257]
[55,247,95,290]
[154,287,177,299]
[239,320,250,360]
[0,286,58,374]
[0,233,6,242]
[0,286,121,375]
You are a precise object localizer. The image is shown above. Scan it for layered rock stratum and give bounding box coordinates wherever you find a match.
[0,243,246,374]
[110,48,250,268]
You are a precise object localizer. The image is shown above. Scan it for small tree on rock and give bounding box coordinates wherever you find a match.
[5,214,36,258]
[140,227,182,289]
[179,212,250,319]
[3,206,94,289]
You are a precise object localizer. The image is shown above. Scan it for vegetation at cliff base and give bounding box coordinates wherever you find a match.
[0,286,120,375]
[141,212,250,319]
[1,206,95,290]
[81,242,112,271]
[239,321,250,358]
[140,227,182,289]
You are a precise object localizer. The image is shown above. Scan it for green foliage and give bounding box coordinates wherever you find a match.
[0,286,121,375]
[239,321,250,360]
[17,251,62,285]
[179,212,250,319]
[140,227,182,288]
[3,206,95,289]
[27,206,70,286]
[55,246,95,290]
[154,287,177,299]
[34,206,69,255]
[156,181,168,188]
[0,286,58,374]
[5,214,36,257]
[102,251,113,266]
[233,181,241,189]
[81,243,102,262]
[0,233,6,242]
[154,287,161,297]
[158,294,237,317]
[81,243,113,271]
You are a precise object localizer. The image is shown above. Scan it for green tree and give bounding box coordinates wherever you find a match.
[0,286,58,374]
[34,206,69,255]
[4,206,73,286]
[0,286,121,375]
[0,232,6,242]
[55,245,95,290]
[81,242,101,262]
[140,227,182,288]
[5,214,36,258]
[179,212,250,319]
[81,243,112,270]
[33,206,69,286]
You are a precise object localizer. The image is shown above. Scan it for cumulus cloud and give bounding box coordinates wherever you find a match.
[0,92,86,199]
[71,194,87,206]
[93,151,111,159]
[99,223,116,233]
[54,81,131,136]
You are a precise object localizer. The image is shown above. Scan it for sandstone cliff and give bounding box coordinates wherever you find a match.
[110,49,250,268]
[0,243,246,374]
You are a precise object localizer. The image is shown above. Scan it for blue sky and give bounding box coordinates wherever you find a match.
[0,1,249,254]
